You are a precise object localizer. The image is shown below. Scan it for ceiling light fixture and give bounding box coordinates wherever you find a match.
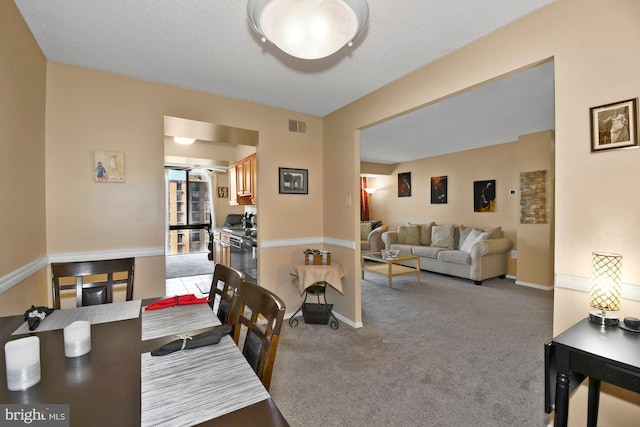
[247,0,369,60]
[173,136,196,145]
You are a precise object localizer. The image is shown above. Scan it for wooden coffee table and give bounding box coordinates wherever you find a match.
[361,252,421,288]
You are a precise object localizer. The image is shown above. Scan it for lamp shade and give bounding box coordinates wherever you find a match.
[247,0,369,59]
[589,251,622,313]
[364,187,376,194]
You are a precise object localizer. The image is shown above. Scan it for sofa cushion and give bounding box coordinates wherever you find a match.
[410,222,434,246]
[437,250,471,265]
[412,245,443,259]
[481,225,502,239]
[360,222,372,241]
[459,229,490,252]
[431,224,454,249]
[458,226,474,249]
[397,224,420,245]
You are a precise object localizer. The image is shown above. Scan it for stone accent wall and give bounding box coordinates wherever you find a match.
[520,170,548,224]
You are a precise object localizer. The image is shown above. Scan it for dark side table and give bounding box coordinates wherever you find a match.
[289,264,344,330]
[545,318,640,427]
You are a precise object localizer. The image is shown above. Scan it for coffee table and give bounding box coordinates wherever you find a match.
[361,252,421,288]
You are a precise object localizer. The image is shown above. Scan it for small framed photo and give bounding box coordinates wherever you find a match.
[279,167,308,194]
[95,151,125,183]
[590,98,638,152]
[217,186,228,198]
[398,172,411,197]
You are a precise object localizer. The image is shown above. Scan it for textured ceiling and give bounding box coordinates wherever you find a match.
[15,0,555,162]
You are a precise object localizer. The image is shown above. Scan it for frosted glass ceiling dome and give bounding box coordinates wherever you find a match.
[247,0,369,60]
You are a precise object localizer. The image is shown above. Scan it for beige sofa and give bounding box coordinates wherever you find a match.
[381,222,513,285]
[361,221,388,252]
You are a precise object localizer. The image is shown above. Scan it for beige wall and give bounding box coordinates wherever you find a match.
[324,0,640,424]
[0,0,48,312]
[364,130,554,286]
[41,61,324,308]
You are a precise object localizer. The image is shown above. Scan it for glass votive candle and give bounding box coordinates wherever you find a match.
[5,336,41,391]
[63,321,91,358]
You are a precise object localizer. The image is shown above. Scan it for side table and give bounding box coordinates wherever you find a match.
[289,263,344,330]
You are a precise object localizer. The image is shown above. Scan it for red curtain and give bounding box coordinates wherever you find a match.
[360,177,370,221]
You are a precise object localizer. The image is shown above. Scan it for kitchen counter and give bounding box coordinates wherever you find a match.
[214,227,257,245]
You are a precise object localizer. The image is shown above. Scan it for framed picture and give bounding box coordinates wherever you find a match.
[398,172,411,197]
[279,167,308,194]
[431,176,447,204]
[474,179,496,212]
[590,98,638,152]
[217,186,228,198]
[95,151,125,183]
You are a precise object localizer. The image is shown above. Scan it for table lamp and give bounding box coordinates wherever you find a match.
[588,251,622,326]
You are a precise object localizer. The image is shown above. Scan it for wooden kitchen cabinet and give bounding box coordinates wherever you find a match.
[213,231,230,267]
[250,154,257,205]
[228,153,256,206]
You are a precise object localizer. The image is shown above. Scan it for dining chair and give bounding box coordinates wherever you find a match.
[208,263,244,325]
[51,258,135,309]
[230,281,286,391]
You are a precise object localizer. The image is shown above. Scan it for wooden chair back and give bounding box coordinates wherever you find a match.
[231,281,286,391]
[208,263,244,325]
[51,258,135,309]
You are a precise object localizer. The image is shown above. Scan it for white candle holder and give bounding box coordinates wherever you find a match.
[63,321,91,357]
[4,336,41,391]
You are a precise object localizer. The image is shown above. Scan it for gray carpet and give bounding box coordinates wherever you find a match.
[269,270,554,427]
[165,253,215,279]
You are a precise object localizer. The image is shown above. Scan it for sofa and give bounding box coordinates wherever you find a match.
[360,220,388,252]
[381,222,513,285]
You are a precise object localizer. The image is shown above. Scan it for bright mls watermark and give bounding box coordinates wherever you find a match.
[1,405,68,426]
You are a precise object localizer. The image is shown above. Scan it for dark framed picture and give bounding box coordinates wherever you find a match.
[279,167,308,194]
[217,186,228,198]
[398,172,411,197]
[590,98,638,152]
[474,179,496,212]
[431,176,447,204]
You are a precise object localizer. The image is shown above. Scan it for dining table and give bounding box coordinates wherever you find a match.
[0,298,289,426]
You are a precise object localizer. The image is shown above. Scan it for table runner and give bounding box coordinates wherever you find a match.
[141,303,221,341]
[12,300,141,335]
[141,335,270,426]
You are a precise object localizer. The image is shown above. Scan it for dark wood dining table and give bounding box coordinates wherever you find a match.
[0,298,289,426]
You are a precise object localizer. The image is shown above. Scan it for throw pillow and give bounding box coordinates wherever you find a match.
[397,224,420,245]
[430,224,454,249]
[360,222,372,241]
[457,226,474,248]
[460,229,490,252]
[482,226,502,239]
[410,222,434,246]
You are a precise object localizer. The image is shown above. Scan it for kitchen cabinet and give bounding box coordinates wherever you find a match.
[250,154,257,205]
[213,230,230,267]
[228,153,256,205]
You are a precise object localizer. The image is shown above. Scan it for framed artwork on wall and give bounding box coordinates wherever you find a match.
[474,179,495,212]
[217,186,228,198]
[279,167,308,194]
[94,151,125,183]
[398,172,411,197]
[430,176,447,204]
[590,98,638,152]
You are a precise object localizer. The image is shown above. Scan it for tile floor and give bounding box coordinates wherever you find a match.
[165,274,213,298]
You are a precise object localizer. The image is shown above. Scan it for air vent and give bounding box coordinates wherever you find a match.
[288,119,307,134]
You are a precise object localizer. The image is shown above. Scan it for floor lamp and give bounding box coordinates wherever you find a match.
[364,187,376,219]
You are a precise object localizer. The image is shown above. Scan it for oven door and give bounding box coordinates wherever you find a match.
[240,239,258,283]
[228,235,243,272]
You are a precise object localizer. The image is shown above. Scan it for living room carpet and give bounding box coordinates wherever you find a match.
[269,271,554,427]
[165,253,215,279]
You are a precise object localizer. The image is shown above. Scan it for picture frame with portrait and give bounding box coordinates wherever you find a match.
[590,98,638,152]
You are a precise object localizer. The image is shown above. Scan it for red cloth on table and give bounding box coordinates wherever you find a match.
[144,294,211,311]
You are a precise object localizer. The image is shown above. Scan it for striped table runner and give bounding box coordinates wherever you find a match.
[12,300,141,335]
[141,335,270,426]
[141,303,221,341]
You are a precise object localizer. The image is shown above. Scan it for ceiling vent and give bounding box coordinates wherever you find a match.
[288,119,307,134]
